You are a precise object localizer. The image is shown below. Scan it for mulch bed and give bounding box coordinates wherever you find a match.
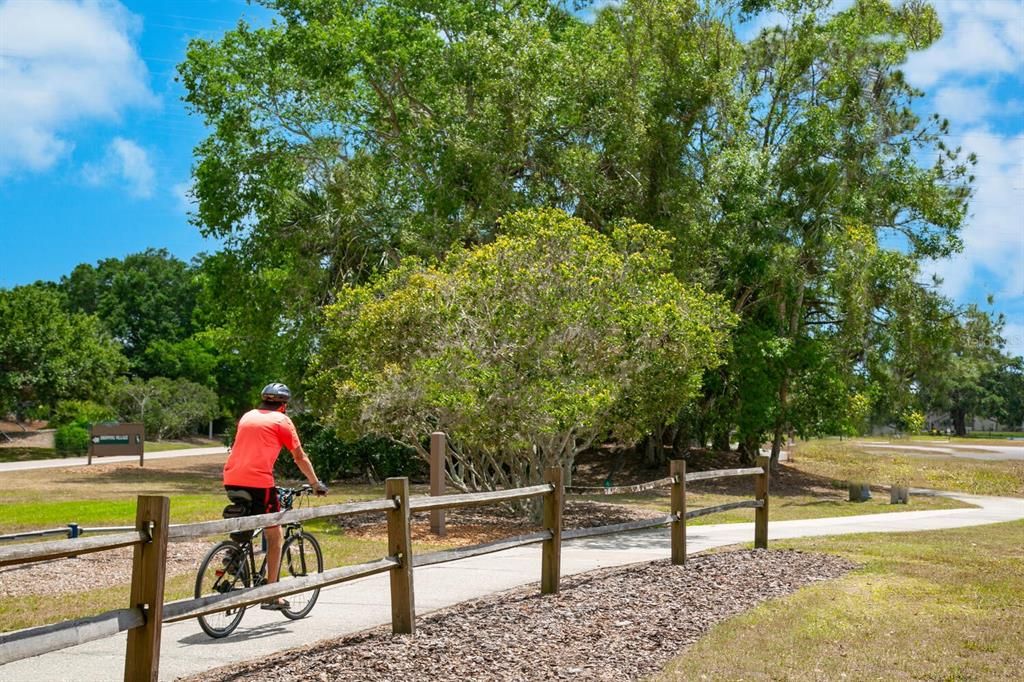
[336,500,668,547]
[184,549,856,682]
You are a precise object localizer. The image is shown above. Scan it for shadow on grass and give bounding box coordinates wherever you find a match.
[61,463,225,492]
[0,447,65,463]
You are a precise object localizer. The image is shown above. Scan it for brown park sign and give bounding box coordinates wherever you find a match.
[88,423,145,466]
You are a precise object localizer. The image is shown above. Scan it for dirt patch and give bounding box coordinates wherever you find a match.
[0,541,209,598]
[570,448,846,507]
[336,500,667,547]
[185,549,856,682]
[0,430,55,449]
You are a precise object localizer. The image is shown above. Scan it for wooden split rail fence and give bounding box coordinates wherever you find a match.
[0,458,769,679]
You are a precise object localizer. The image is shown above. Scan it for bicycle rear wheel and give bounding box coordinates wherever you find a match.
[195,540,250,638]
[278,531,323,620]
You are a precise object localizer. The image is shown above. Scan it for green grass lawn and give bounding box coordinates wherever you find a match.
[876,433,1024,444]
[657,520,1024,681]
[579,486,967,525]
[0,447,62,462]
[0,439,222,463]
[0,485,385,531]
[792,440,1024,497]
[142,439,224,453]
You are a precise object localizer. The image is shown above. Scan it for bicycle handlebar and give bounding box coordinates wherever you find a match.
[276,484,313,495]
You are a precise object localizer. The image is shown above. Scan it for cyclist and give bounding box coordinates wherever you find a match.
[223,382,328,610]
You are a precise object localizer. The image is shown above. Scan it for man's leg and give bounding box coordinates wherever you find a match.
[264,524,283,584]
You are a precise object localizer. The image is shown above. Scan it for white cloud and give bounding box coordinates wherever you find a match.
[83,137,155,197]
[172,180,194,213]
[903,1,1024,87]
[0,0,157,176]
[1003,322,1024,360]
[924,130,1024,303]
[933,85,996,125]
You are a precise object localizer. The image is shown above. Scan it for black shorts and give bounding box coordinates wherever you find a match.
[224,485,281,516]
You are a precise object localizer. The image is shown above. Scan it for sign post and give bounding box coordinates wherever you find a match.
[88,423,145,466]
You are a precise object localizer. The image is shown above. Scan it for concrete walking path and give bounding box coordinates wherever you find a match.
[2,489,1022,681]
[0,447,228,473]
[857,441,1024,461]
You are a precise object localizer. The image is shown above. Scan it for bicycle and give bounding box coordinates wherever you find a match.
[194,484,324,638]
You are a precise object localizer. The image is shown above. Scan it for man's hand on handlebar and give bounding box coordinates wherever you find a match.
[315,480,329,496]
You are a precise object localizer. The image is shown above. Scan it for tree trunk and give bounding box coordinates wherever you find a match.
[712,427,731,453]
[736,434,758,466]
[644,425,668,466]
[951,407,967,437]
[695,427,706,450]
[770,425,784,473]
[671,418,690,457]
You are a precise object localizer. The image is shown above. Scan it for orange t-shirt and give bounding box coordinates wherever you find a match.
[223,409,302,488]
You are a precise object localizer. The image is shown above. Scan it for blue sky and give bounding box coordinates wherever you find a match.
[1,0,1022,355]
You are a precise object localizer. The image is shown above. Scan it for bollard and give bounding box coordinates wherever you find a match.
[755,456,769,549]
[541,467,563,594]
[386,477,415,634]
[124,496,169,681]
[429,432,446,536]
[670,460,686,565]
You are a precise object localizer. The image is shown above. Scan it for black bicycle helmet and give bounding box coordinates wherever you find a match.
[260,382,292,403]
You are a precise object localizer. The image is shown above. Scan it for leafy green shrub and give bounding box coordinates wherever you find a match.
[54,422,90,455]
[51,400,117,428]
[274,413,423,483]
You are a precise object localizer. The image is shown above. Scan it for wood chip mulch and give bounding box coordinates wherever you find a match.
[336,500,668,547]
[0,542,210,598]
[185,549,856,682]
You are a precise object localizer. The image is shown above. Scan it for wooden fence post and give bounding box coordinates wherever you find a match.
[385,477,415,634]
[430,432,446,537]
[541,467,563,594]
[124,495,169,682]
[670,460,686,565]
[755,456,769,549]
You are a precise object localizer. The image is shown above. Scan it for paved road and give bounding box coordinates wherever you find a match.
[857,441,1024,461]
[0,447,228,473]
[2,489,1022,681]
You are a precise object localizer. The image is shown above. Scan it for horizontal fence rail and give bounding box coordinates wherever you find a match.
[0,528,69,543]
[685,467,764,482]
[0,452,771,680]
[0,608,145,666]
[162,557,401,623]
[0,530,148,567]
[408,485,553,512]
[166,498,400,542]
[566,476,676,496]
[74,525,136,534]
[562,514,676,540]
[414,531,552,568]
[685,500,763,520]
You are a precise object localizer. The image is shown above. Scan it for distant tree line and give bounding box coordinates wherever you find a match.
[2,1,1022,477]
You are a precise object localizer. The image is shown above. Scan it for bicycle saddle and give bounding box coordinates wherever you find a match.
[223,490,253,520]
[226,490,253,506]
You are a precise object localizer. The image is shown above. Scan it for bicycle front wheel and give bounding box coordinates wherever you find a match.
[278,531,323,620]
[195,540,250,638]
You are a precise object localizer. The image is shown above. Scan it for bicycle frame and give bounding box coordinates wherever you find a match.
[234,493,311,585]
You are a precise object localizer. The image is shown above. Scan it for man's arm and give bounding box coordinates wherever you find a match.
[290,445,323,488]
